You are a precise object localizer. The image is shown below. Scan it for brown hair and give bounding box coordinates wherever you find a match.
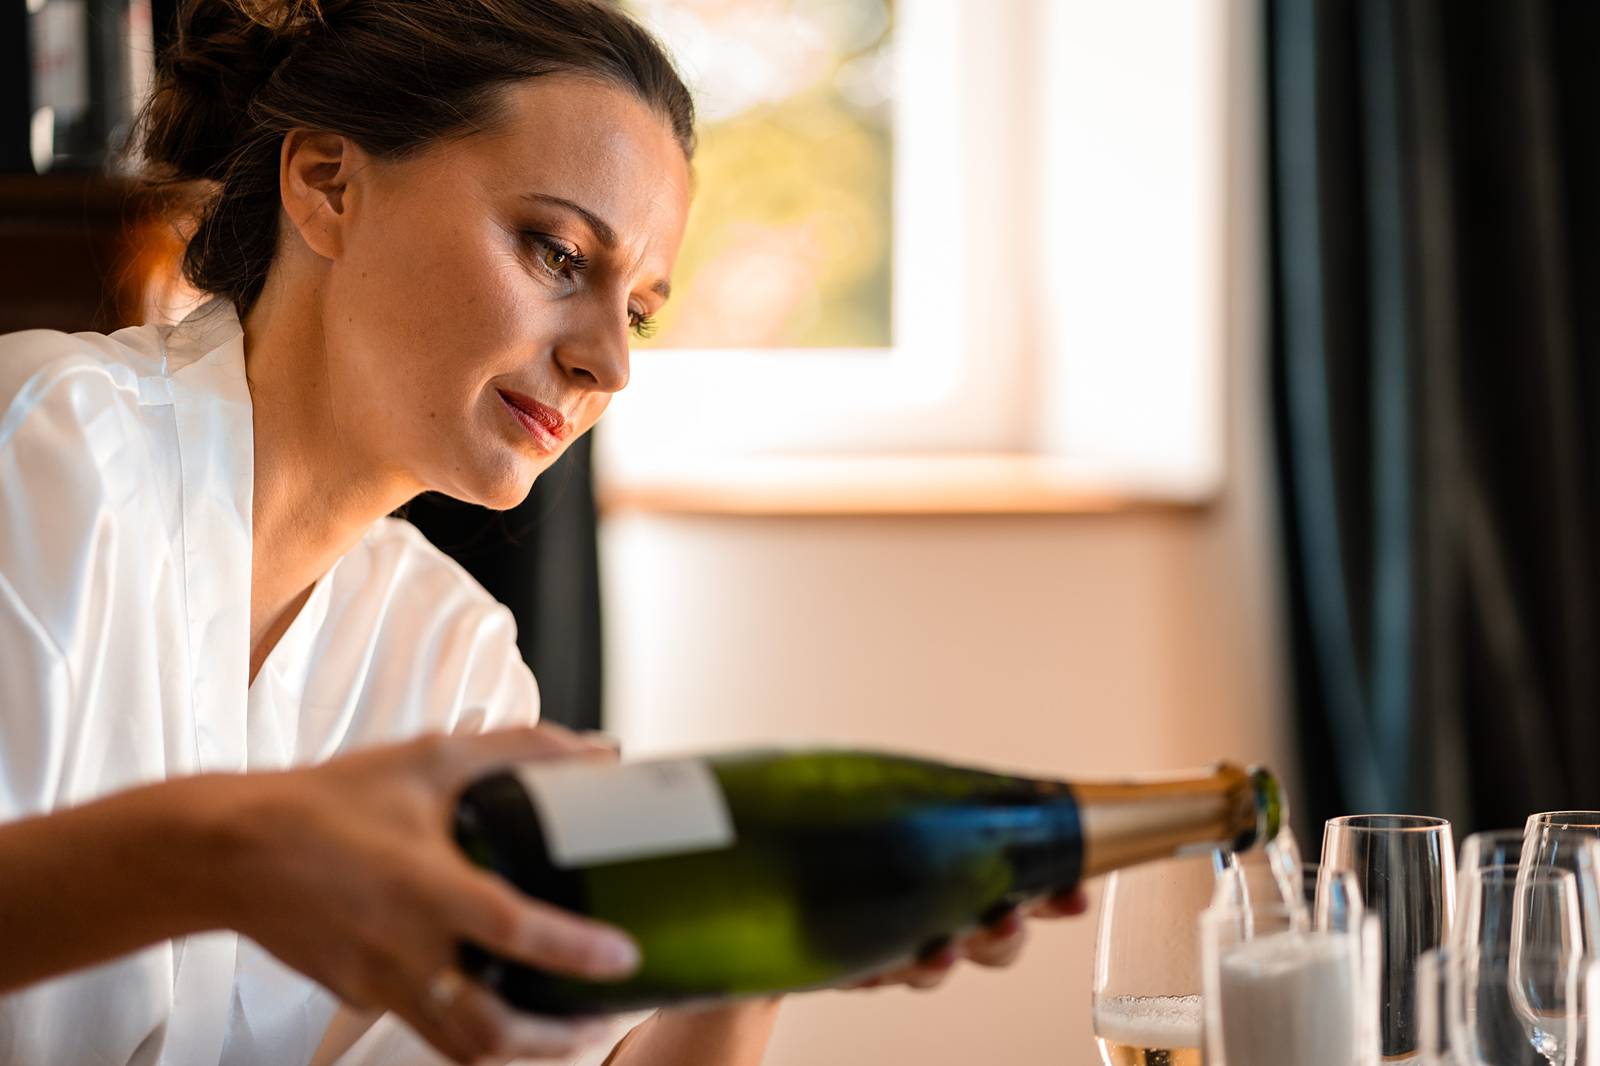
[138,0,695,314]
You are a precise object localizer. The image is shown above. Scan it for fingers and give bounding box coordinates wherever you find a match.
[902,921,1025,986]
[848,889,1087,996]
[427,725,620,791]
[441,976,614,1065]
[437,865,640,981]
[336,861,630,1063]
[368,964,484,1065]
[904,943,960,990]
[960,910,1026,969]
[578,730,623,757]
[1025,887,1090,919]
[380,964,610,1066]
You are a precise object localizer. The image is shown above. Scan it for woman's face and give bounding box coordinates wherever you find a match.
[319,75,690,509]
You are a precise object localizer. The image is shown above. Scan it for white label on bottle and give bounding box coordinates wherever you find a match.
[518,758,736,869]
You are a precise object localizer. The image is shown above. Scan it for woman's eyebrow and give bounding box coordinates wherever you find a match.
[521,192,672,301]
[523,192,618,249]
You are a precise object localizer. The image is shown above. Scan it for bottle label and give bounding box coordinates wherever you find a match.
[518,758,736,869]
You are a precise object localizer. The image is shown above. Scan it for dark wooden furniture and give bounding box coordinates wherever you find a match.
[0,173,174,335]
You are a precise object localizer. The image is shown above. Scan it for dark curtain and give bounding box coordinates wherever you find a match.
[404,435,605,734]
[1270,0,1600,835]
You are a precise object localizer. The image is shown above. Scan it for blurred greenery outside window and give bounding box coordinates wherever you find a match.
[626,0,894,350]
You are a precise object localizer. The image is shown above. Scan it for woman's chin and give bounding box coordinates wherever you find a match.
[435,456,541,511]
[474,473,539,511]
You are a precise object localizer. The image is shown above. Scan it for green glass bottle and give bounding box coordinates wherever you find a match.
[454,749,1282,1015]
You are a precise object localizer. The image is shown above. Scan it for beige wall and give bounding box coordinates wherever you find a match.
[597,472,1290,1065]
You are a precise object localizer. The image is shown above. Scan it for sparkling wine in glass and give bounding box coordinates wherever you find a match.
[1093,851,1226,1065]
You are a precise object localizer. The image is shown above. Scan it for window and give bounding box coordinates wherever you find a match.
[625,0,893,349]
[600,0,1239,511]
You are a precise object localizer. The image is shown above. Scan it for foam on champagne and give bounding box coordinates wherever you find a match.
[1215,931,1359,1066]
[1091,995,1203,1050]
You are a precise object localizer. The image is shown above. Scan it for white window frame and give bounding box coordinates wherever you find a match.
[598,0,1236,508]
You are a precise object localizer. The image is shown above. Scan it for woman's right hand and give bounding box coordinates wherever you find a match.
[201,724,638,1064]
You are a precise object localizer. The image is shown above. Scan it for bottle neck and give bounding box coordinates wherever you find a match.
[1071,764,1276,878]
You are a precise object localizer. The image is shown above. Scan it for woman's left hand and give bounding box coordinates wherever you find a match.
[842,888,1090,992]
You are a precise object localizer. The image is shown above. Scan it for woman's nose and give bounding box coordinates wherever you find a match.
[555,310,631,393]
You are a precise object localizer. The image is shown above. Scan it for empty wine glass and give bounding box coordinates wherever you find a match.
[1460,828,1527,874]
[1586,961,1600,1066]
[1438,948,1582,1066]
[1522,814,1600,945]
[1522,815,1600,1064]
[1322,815,1456,1060]
[1094,851,1229,1065]
[1452,866,1582,1064]
[1454,866,1581,958]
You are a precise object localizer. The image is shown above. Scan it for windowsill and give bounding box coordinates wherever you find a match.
[596,453,1217,517]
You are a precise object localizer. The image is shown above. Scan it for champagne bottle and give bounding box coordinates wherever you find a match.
[8,0,151,173]
[453,749,1282,1016]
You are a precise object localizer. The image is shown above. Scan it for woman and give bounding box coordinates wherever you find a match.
[0,0,1082,1063]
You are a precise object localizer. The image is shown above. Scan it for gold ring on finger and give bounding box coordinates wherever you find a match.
[425,968,468,1016]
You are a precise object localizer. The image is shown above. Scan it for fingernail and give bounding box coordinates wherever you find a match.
[580,731,622,756]
[980,901,1018,925]
[987,911,1023,938]
[598,937,641,975]
[916,935,954,965]
[576,1019,614,1043]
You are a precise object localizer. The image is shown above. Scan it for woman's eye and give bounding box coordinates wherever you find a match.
[629,309,659,339]
[541,246,570,273]
[526,234,587,278]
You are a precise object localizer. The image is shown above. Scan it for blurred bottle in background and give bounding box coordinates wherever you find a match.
[4,0,154,173]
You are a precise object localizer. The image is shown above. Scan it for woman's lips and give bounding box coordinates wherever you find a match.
[497,389,570,452]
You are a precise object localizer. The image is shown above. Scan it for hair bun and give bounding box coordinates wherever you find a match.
[137,0,320,181]
[135,0,695,316]
[236,0,325,35]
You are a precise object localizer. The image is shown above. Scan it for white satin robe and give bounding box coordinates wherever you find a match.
[0,300,644,1065]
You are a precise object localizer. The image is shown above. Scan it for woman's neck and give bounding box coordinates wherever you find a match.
[240,284,419,682]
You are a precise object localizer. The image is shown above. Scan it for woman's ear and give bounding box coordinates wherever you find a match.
[279,129,363,261]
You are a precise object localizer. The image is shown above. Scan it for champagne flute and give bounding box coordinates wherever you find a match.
[1322,814,1456,1060]
[1093,851,1228,1065]
[1418,948,1454,1066]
